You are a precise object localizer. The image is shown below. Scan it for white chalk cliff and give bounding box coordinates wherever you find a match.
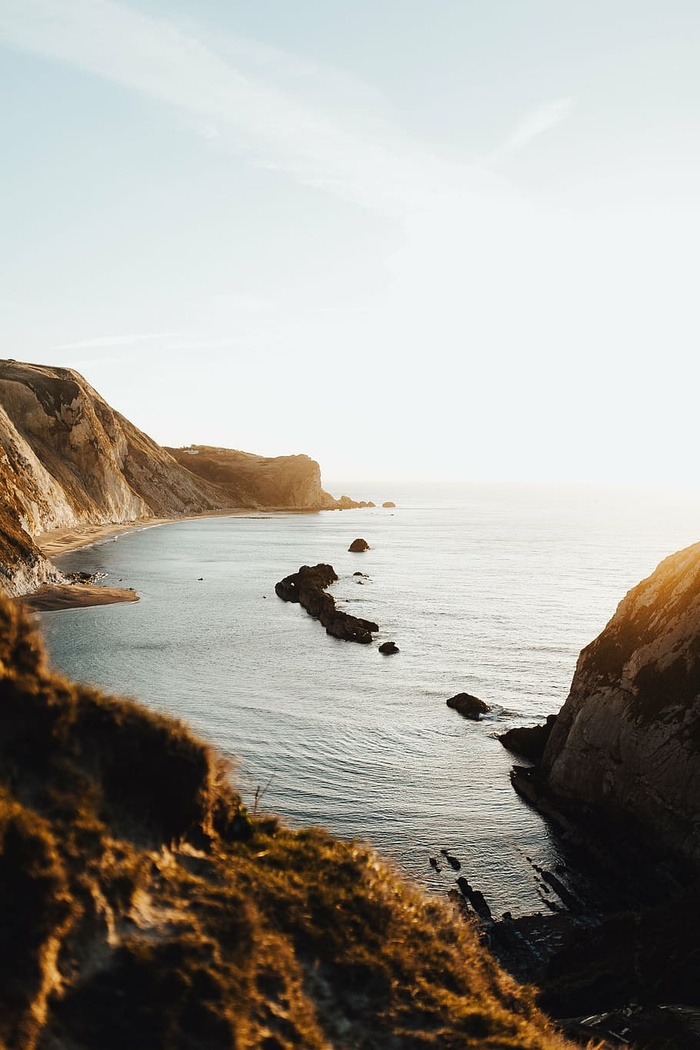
[0,360,338,596]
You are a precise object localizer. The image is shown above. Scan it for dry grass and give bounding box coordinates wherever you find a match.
[0,596,581,1049]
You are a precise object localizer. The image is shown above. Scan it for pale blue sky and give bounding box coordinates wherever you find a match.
[1,1,699,482]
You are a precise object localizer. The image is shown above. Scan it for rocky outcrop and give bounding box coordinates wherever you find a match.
[540,541,700,867]
[500,716,557,764]
[335,495,376,509]
[0,595,575,1050]
[275,563,379,643]
[378,641,399,655]
[348,537,370,552]
[447,692,491,720]
[166,445,339,511]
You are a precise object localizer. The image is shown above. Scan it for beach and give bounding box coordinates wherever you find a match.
[18,511,250,613]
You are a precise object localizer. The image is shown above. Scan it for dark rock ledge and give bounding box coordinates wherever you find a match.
[275,563,379,643]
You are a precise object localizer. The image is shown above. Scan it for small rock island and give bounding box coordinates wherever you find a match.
[446,692,491,720]
[275,564,379,643]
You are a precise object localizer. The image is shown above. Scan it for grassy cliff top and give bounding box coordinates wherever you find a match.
[0,596,574,1049]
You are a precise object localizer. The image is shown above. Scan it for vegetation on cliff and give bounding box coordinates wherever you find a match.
[0,595,574,1049]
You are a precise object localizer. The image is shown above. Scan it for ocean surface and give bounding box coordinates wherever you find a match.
[40,482,700,917]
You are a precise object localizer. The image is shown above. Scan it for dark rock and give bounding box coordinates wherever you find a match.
[456,877,493,923]
[348,538,370,552]
[446,692,490,720]
[382,501,396,508]
[499,716,557,764]
[275,564,378,644]
[353,571,368,577]
[541,540,700,868]
[378,641,399,655]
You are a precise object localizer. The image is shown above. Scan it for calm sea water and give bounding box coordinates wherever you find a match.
[40,482,700,916]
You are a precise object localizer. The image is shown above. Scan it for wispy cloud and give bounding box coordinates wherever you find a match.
[0,0,493,217]
[490,98,573,161]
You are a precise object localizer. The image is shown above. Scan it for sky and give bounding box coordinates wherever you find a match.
[1,1,700,484]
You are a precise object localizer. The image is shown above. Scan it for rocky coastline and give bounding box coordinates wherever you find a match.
[484,543,700,1047]
[0,360,375,609]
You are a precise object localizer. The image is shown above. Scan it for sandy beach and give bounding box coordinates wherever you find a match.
[18,583,141,613]
[38,517,183,558]
[28,511,249,612]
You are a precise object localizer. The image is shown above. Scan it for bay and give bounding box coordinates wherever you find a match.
[40,482,700,916]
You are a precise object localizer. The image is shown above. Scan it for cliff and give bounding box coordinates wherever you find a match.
[166,445,338,511]
[0,361,345,598]
[0,594,573,1050]
[0,360,229,595]
[540,541,700,867]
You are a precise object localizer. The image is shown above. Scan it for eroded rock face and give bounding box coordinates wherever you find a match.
[166,445,339,511]
[0,362,226,538]
[541,542,700,866]
[0,360,231,596]
[0,360,348,596]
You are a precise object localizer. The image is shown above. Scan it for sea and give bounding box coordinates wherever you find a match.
[39,482,700,917]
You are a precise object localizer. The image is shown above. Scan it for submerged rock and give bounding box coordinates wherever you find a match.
[446,692,490,720]
[378,641,399,655]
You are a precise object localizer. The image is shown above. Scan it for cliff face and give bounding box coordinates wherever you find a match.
[0,361,343,597]
[166,445,338,510]
[0,361,227,538]
[541,542,700,866]
[0,595,573,1050]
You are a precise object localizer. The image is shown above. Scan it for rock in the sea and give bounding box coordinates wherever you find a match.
[348,538,370,552]
[446,692,490,720]
[275,564,378,644]
[499,716,557,764]
[540,540,700,866]
[378,641,399,655]
[382,501,396,508]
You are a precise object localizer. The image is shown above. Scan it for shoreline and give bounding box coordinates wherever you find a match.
[29,506,332,612]
[36,509,252,559]
[30,510,249,613]
[17,583,141,614]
